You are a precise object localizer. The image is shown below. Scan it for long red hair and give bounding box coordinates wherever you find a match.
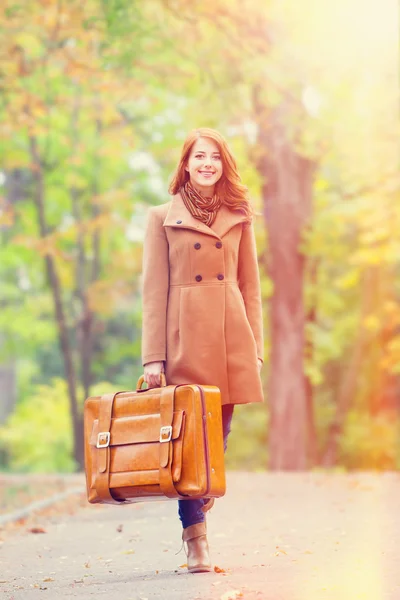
[168,128,254,220]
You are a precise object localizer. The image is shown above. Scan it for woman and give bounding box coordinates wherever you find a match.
[141,128,264,573]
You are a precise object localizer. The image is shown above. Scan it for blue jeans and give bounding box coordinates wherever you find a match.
[178,404,234,529]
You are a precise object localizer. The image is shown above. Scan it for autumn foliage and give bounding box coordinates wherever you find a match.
[0,0,398,471]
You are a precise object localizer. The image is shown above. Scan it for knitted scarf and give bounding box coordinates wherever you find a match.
[180,180,222,227]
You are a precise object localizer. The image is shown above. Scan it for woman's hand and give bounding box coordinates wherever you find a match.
[257,358,263,371]
[143,361,164,388]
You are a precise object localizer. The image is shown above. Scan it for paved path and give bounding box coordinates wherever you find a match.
[1,472,400,600]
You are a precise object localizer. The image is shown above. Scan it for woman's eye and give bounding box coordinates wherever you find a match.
[193,154,220,160]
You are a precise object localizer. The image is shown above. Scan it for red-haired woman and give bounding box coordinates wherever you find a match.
[141,128,264,573]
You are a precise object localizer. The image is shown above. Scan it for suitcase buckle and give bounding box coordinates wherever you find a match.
[160,425,172,443]
[96,431,110,448]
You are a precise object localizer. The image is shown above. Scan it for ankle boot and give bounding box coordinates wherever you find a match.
[182,522,211,573]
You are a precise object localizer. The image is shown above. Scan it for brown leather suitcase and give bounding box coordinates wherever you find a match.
[84,375,226,504]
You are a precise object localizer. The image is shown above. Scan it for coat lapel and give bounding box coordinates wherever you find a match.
[163,193,248,239]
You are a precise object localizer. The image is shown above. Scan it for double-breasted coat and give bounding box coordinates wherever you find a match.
[141,192,264,406]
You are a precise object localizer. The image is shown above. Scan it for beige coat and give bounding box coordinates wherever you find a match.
[141,193,264,405]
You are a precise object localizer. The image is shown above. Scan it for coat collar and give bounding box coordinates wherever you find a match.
[163,193,248,239]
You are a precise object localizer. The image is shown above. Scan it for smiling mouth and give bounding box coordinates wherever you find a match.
[199,171,215,175]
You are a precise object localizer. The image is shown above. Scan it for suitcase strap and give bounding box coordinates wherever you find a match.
[94,391,126,504]
[159,385,179,498]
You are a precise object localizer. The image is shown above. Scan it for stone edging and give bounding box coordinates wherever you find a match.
[0,486,84,527]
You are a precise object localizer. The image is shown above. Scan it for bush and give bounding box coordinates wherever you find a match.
[339,409,400,470]
[225,402,269,470]
[0,378,116,473]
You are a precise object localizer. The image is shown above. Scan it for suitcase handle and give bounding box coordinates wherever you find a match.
[136,372,166,391]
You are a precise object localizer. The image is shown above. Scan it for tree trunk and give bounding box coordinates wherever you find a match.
[71,95,103,402]
[70,91,98,402]
[321,267,377,466]
[305,258,319,466]
[367,267,398,416]
[29,135,84,470]
[71,184,93,402]
[254,98,316,470]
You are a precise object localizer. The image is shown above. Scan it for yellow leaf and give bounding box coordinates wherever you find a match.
[14,32,43,56]
[335,269,360,290]
[0,208,14,227]
[220,591,243,600]
[363,314,380,332]
[65,172,87,189]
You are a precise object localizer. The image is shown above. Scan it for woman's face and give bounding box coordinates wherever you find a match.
[185,137,223,196]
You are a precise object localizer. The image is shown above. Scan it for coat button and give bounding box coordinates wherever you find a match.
[217,274,224,280]
[195,275,202,282]
[194,243,201,249]
[216,241,222,248]
[176,220,182,224]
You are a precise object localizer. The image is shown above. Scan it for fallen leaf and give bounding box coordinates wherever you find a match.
[84,561,90,568]
[42,577,54,582]
[220,591,243,600]
[214,565,226,573]
[122,549,135,555]
[178,563,187,568]
[0,580,8,583]
[28,527,47,534]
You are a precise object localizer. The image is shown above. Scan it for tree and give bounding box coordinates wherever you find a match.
[0,1,150,467]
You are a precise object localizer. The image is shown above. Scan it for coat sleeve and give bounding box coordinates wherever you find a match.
[237,220,264,363]
[141,207,169,366]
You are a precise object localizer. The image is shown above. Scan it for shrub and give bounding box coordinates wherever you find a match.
[225,402,269,470]
[0,378,115,473]
[339,409,400,470]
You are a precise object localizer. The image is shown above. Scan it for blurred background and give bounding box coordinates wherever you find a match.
[0,0,398,474]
